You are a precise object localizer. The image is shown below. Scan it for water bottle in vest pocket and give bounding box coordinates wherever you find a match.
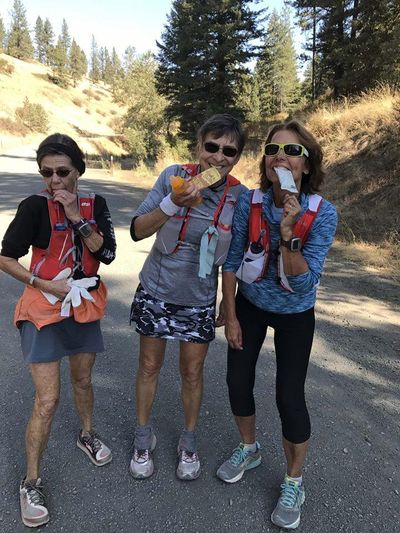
[236,230,267,284]
[214,195,236,266]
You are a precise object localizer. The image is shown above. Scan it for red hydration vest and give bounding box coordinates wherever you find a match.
[247,189,322,286]
[30,192,100,280]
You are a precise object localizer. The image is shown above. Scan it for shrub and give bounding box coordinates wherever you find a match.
[0,116,27,135]
[15,97,49,133]
[72,97,84,107]
[0,58,14,75]
[83,88,95,99]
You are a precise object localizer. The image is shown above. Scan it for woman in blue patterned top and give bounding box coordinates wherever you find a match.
[216,120,337,530]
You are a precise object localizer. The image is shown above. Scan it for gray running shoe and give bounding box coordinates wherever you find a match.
[216,442,261,483]
[176,447,201,480]
[271,478,305,529]
[129,433,157,479]
[19,478,49,528]
[77,430,112,466]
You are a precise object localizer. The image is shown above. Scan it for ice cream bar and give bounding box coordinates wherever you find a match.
[274,167,298,193]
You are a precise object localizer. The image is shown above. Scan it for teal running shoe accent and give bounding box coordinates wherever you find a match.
[271,478,305,529]
[216,442,261,483]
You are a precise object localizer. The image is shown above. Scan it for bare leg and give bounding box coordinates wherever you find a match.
[26,362,61,480]
[179,342,209,431]
[283,437,309,478]
[69,352,96,432]
[136,336,166,426]
[233,414,257,444]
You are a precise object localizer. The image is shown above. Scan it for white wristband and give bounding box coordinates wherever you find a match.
[159,193,180,217]
[28,274,36,286]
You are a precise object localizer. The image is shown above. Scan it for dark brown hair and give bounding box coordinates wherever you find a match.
[196,113,246,156]
[259,120,325,194]
[36,133,85,175]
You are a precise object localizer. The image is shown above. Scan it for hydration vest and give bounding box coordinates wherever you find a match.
[236,189,322,290]
[154,164,242,272]
[30,191,100,280]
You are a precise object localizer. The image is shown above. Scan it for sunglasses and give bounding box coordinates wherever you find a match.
[39,167,74,178]
[204,141,238,158]
[264,143,309,158]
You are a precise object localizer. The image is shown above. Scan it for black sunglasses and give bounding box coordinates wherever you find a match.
[204,141,238,158]
[39,167,74,178]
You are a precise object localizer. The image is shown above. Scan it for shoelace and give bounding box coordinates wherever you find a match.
[279,481,301,508]
[135,449,150,463]
[180,450,198,463]
[229,446,250,466]
[82,432,101,454]
[25,482,45,506]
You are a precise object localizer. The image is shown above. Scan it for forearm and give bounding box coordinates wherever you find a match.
[0,255,50,292]
[80,227,104,253]
[222,271,238,320]
[280,247,309,276]
[133,208,170,240]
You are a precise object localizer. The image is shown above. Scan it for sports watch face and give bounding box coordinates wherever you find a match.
[291,237,301,251]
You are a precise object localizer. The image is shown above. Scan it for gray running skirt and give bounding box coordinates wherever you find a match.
[130,284,215,344]
[20,318,104,363]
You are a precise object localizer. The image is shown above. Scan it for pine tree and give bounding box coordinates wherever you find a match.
[0,15,5,51]
[7,0,34,60]
[34,16,45,62]
[51,36,69,86]
[98,46,105,80]
[69,38,87,86]
[89,35,100,83]
[156,0,265,141]
[256,10,301,115]
[110,47,124,96]
[60,19,71,56]
[42,18,55,65]
[103,47,114,85]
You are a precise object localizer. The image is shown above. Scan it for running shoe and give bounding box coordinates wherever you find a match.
[176,447,201,480]
[129,433,157,479]
[76,429,112,466]
[271,477,305,529]
[19,478,49,528]
[216,442,261,483]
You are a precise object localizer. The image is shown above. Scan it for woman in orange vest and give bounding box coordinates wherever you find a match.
[216,120,337,530]
[0,133,116,528]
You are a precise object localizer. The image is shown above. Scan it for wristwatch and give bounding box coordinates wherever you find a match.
[72,218,93,238]
[280,237,301,252]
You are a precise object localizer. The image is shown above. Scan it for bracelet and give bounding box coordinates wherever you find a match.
[159,193,180,217]
[28,274,36,286]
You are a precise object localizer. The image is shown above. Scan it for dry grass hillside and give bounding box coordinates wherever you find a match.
[0,53,127,157]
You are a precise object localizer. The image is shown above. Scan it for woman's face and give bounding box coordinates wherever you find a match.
[198,133,240,181]
[40,154,80,195]
[264,129,309,194]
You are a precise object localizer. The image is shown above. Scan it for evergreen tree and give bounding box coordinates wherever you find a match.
[0,15,5,51]
[256,10,301,115]
[34,16,45,62]
[89,35,100,83]
[98,46,105,80]
[110,47,124,96]
[7,0,34,60]
[103,47,114,85]
[69,38,87,86]
[51,36,69,86]
[42,18,55,65]
[60,19,71,55]
[156,0,265,141]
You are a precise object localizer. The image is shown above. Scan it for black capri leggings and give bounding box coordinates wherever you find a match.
[227,291,315,444]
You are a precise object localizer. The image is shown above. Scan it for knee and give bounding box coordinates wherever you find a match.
[180,362,203,388]
[35,396,59,420]
[71,374,92,392]
[139,355,163,380]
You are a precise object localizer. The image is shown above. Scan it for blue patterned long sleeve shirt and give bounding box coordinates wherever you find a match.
[223,188,338,314]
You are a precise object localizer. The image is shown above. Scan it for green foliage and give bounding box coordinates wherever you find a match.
[34,16,45,62]
[255,10,301,115]
[90,35,101,83]
[121,51,168,162]
[15,97,49,133]
[42,18,55,65]
[0,15,5,51]
[7,0,34,60]
[60,19,71,55]
[156,0,265,142]
[69,39,87,86]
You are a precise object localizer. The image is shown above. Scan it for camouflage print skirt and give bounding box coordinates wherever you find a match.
[130,284,216,343]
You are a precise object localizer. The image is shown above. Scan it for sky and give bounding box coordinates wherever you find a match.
[2,0,303,60]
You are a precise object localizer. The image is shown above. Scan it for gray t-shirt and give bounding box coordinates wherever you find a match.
[135,164,246,307]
